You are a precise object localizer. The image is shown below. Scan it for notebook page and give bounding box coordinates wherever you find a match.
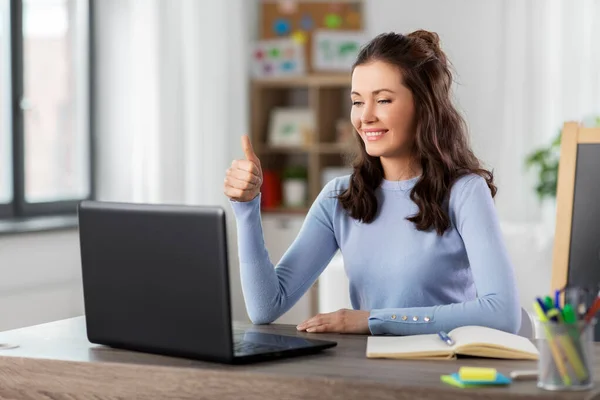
[449,326,538,355]
[367,333,454,356]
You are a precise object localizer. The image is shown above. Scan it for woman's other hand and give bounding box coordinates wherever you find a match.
[297,309,371,334]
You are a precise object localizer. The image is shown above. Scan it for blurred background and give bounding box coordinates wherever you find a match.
[0,0,598,331]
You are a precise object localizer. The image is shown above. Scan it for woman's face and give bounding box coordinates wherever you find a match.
[350,60,416,159]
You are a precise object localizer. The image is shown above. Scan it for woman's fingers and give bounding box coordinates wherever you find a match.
[227,165,261,187]
[232,159,261,180]
[223,138,264,202]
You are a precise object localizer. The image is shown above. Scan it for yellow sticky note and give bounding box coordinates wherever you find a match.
[458,367,497,382]
[441,375,469,388]
[292,31,307,44]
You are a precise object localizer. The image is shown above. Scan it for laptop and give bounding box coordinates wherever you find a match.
[77,200,337,364]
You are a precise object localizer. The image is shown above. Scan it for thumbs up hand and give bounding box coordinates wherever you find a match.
[224,135,263,202]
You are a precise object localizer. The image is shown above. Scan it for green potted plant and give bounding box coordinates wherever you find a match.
[281,165,308,207]
[525,117,600,201]
[525,131,562,201]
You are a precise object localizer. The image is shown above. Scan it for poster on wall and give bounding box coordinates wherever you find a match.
[312,30,367,72]
[268,108,315,147]
[251,38,306,78]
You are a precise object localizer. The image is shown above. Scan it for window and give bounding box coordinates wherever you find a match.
[0,0,12,217]
[2,0,93,220]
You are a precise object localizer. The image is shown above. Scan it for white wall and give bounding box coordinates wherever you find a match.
[0,231,84,331]
[365,0,505,197]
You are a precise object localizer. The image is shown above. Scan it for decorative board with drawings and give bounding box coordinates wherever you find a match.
[251,39,306,78]
[260,0,364,73]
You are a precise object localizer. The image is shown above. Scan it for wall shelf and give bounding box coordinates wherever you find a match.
[252,74,351,89]
[250,74,353,212]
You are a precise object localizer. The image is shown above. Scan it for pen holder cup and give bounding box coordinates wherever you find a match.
[537,320,595,391]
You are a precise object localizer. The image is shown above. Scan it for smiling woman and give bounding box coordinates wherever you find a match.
[341,31,495,232]
[226,30,520,337]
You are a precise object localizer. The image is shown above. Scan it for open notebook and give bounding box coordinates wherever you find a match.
[366,326,539,360]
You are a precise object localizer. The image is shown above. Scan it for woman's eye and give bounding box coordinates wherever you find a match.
[378,99,391,104]
[352,101,363,106]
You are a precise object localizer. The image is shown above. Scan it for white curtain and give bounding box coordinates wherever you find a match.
[494,0,600,225]
[94,0,251,207]
[94,0,253,320]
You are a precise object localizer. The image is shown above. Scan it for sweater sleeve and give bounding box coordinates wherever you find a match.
[368,176,521,335]
[229,179,340,324]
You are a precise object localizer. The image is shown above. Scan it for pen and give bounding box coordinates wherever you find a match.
[583,295,600,325]
[566,286,590,317]
[536,297,548,313]
[438,331,454,346]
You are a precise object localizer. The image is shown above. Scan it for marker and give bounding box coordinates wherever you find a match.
[533,301,571,386]
[561,304,589,381]
[562,304,577,324]
[547,308,588,381]
[546,308,563,323]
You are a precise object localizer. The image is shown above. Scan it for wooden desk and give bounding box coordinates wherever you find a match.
[0,317,596,400]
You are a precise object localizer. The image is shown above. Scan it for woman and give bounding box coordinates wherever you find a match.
[224,30,520,336]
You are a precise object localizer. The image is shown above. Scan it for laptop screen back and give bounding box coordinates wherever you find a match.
[78,201,234,362]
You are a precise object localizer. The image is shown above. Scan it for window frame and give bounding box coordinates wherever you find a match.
[5,0,95,220]
[0,0,12,218]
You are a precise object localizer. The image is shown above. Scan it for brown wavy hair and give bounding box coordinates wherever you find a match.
[338,30,496,235]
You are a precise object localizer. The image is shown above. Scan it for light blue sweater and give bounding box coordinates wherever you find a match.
[230,174,521,335]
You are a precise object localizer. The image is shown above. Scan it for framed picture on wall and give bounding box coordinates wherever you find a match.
[312,30,367,72]
[268,108,315,147]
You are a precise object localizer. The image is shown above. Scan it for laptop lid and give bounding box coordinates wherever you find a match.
[77,200,235,363]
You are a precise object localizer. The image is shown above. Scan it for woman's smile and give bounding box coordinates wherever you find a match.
[363,128,389,141]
